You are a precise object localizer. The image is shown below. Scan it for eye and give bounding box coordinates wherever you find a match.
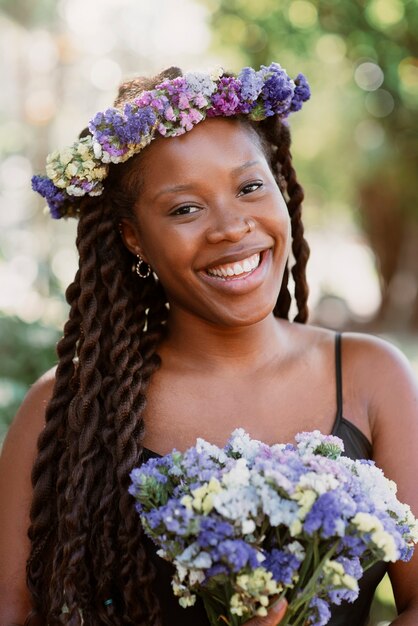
[238,181,263,196]
[171,205,201,216]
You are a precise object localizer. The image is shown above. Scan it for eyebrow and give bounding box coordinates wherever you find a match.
[152,160,262,201]
[231,159,261,174]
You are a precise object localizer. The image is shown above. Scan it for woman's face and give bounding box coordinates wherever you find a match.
[122,118,291,327]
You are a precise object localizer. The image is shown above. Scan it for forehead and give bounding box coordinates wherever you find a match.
[138,118,266,186]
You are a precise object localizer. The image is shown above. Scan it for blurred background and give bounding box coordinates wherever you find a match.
[0,0,417,622]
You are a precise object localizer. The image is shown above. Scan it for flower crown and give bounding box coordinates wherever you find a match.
[32,63,310,219]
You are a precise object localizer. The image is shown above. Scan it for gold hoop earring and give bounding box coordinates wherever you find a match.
[135,255,152,278]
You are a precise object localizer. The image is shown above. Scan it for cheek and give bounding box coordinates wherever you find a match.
[267,194,291,248]
[139,220,196,279]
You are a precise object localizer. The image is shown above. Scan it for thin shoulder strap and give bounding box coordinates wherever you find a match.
[335,332,343,420]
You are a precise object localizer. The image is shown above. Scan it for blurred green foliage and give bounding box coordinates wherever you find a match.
[0,0,57,26]
[0,315,59,439]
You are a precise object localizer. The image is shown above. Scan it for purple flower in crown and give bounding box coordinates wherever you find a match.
[260,64,294,117]
[31,175,71,219]
[208,76,242,117]
[155,76,194,112]
[164,105,176,122]
[89,109,119,139]
[89,105,156,160]
[156,75,188,96]
[237,67,264,113]
[80,180,98,193]
[33,64,312,219]
[135,91,169,114]
[290,73,311,112]
[89,108,129,160]
[117,103,156,144]
[179,108,205,131]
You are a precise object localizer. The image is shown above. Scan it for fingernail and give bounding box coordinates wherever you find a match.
[273,599,287,613]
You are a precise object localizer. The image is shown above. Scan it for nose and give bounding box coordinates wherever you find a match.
[206,215,255,244]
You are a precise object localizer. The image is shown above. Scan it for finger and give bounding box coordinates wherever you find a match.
[245,598,288,626]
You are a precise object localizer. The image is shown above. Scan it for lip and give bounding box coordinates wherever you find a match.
[201,245,271,271]
[198,247,272,294]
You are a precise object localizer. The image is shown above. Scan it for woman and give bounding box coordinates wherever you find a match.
[0,63,417,626]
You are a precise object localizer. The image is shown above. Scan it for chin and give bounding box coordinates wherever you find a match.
[204,301,277,328]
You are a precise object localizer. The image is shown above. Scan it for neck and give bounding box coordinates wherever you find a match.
[161,307,289,373]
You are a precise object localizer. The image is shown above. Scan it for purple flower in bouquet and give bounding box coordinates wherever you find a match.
[309,597,331,626]
[263,548,302,586]
[303,490,357,538]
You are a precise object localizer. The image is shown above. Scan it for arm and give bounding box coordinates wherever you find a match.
[344,334,418,624]
[0,371,55,625]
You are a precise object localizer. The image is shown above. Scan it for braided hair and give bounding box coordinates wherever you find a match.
[26,67,309,625]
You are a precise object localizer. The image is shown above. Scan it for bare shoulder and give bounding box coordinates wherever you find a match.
[337,332,418,414]
[293,324,417,404]
[0,370,56,618]
[339,330,413,371]
[2,367,56,454]
[285,322,417,435]
[0,367,57,489]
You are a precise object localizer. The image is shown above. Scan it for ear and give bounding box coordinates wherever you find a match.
[119,219,149,263]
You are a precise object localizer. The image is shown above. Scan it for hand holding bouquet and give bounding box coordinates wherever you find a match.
[130,430,418,626]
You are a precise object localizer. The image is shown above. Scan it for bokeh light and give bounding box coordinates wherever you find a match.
[354,62,384,91]
[316,35,347,64]
[365,89,395,117]
[354,119,385,150]
[90,58,122,91]
[288,0,318,29]
[365,0,405,29]
[398,57,418,96]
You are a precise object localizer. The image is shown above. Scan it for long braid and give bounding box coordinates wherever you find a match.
[97,202,158,624]
[114,284,167,626]
[56,205,105,623]
[256,118,310,323]
[277,123,309,322]
[29,195,164,624]
[27,276,81,612]
[87,211,128,623]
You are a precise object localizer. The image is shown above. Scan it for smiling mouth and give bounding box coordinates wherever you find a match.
[205,252,262,279]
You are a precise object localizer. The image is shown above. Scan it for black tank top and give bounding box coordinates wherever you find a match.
[142,333,387,626]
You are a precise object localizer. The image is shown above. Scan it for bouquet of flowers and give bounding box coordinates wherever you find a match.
[129,430,418,626]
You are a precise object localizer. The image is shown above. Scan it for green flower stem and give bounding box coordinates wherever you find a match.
[277,542,338,626]
[362,557,380,573]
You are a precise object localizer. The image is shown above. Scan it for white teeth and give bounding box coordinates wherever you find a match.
[207,252,261,278]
